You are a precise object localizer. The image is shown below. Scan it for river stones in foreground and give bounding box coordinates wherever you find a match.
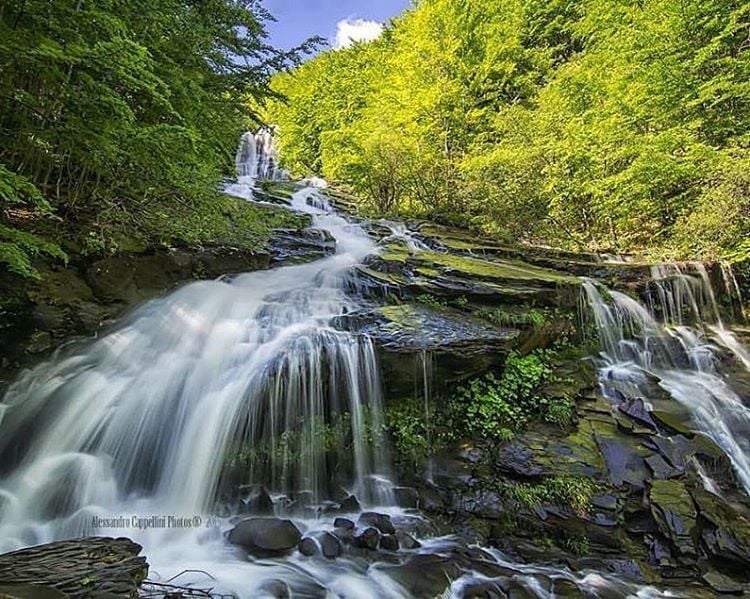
[0,537,147,598]
[358,511,396,534]
[228,517,302,556]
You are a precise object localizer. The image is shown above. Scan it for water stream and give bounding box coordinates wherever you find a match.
[582,263,750,496]
[0,136,747,597]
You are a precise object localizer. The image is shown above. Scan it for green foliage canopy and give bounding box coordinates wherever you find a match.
[0,0,316,276]
[267,0,750,260]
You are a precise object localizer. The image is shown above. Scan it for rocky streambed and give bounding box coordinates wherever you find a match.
[1,183,749,597]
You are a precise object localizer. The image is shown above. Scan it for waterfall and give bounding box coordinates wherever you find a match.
[582,265,750,495]
[235,128,284,181]
[0,184,394,550]
[226,128,286,200]
[0,132,723,596]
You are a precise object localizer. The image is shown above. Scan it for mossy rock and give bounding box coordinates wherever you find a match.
[649,480,698,557]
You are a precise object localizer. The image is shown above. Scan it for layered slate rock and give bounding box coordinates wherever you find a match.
[363,304,517,355]
[270,227,336,265]
[649,480,698,558]
[414,222,653,289]
[358,247,582,310]
[0,537,148,598]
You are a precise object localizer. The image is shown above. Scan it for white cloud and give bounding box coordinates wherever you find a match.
[333,18,383,50]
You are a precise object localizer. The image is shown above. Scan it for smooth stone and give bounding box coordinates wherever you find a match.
[228,517,302,554]
[396,531,421,550]
[333,517,355,530]
[379,534,399,551]
[338,494,361,513]
[354,527,380,550]
[358,511,396,534]
[316,532,342,559]
[298,537,319,557]
[383,554,461,598]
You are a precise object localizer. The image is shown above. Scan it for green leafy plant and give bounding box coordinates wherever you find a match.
[385,400,432,471]
[415,293,449,310]
[501,476,598,516]
[451,351,553,436]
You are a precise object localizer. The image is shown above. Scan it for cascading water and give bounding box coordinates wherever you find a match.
[0,181,406,593]
[0,134,697,597]
[236,128,284,181]
[582,263,750,496]
[225,128,286,200]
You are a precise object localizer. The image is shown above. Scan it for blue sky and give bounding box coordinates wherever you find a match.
[262,0,411,50]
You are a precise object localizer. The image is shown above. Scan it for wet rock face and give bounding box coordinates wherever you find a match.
[364,304,518,355]
[228,517,302,556]
[649,480,698,557]
[270,227,336,265]
[0,537,147,598]
[406,370,750,594]
[357,248,582,311]
[0,223,328,387]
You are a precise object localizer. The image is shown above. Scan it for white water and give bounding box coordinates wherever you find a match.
[583,263,750,496]
[0,184,408,594]
[0,142,696,596]
[225,128,287,200]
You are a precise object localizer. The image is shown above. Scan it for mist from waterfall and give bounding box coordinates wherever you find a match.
[582,264,750,495]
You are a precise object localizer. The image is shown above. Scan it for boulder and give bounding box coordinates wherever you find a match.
[338,494,361,513]
[383,554,461,598]
[394,486,419,508]
[298,537,319,557]
[358,512,396,534]
[243,485,274,515]
[316,532,342,559]
[379,534,399,551]
[228,517,302,555]
[396,532,422,550]
[333,517,355,530]
[354,527,380,550]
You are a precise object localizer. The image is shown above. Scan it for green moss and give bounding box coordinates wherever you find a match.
[378,245,411,263]
[73,193,309,259]
[380,304,425,329]
[415,251,578,284]
[143,193,309,251]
